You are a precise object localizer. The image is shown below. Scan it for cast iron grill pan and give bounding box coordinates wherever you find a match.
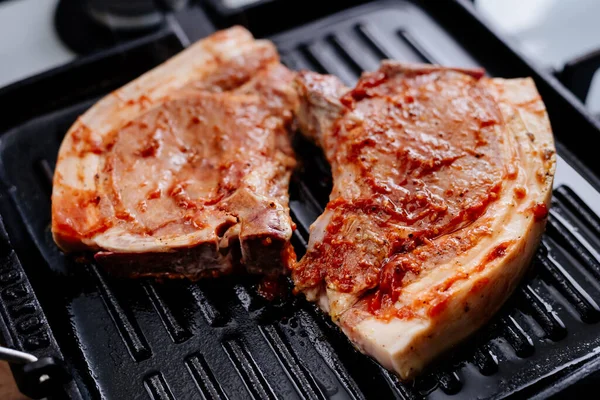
[2,1,600,399]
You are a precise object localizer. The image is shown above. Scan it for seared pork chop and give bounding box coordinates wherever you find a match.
[293,62,555,379]
[52,27,297,279]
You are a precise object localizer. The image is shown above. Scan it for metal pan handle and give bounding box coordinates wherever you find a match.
[0,346,70,399]
[0,346,38,364]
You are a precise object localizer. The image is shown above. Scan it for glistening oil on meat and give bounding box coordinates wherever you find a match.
[292,62,555,380]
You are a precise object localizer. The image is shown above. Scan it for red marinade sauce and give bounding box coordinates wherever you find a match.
[256,277,287,301]
[531,203,549,221]
[294,65,507,317]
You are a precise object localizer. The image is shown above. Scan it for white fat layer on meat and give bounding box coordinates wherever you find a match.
[308,74,555,380]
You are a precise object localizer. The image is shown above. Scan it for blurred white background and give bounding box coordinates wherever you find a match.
[476,0,600,114]
[1,0,600,114]
[0,0,75,88]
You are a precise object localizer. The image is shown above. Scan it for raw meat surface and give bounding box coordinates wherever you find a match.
[52,27,298,279]
[293,62,556,379]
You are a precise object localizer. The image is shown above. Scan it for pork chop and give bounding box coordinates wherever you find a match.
[293,62,556,379]
[51,27,298,279]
